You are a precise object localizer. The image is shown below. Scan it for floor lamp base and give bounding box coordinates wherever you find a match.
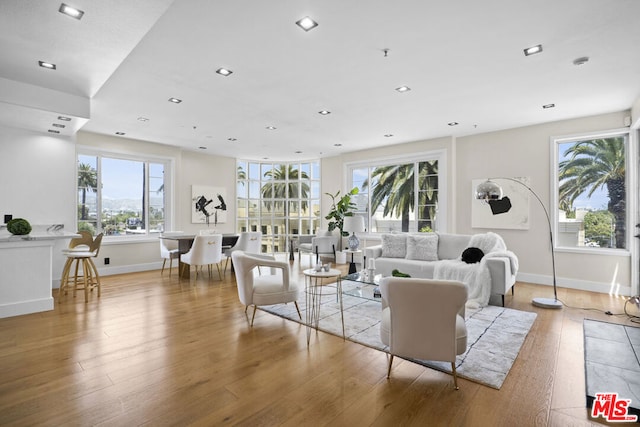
[532,297,563,309]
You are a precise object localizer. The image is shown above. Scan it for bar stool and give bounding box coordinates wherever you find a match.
[59,232,103,303]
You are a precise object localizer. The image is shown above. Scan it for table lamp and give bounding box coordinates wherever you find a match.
[343,215,365,251]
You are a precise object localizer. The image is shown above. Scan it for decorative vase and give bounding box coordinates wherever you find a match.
[347,232,360,251]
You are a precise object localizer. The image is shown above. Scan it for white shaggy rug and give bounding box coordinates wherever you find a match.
[260,281,537,389]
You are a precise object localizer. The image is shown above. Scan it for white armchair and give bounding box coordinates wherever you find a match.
[231,251,302,326]
[380,277,468,389]
[298,229,340,265]
[223,231,261,273]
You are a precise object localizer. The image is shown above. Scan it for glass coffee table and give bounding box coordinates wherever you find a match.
[341,271,383,301]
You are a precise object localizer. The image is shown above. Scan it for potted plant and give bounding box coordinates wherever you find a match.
[325,187,359,261]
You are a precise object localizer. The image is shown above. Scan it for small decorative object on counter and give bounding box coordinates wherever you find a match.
[6,218,32,235]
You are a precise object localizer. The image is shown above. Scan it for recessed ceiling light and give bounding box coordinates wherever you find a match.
[296,16,318,32]
[573,56,589,66]
[198,146,207,150]
[58,3,84,20]
[334,143,342,147]
[57,116,71,121]
[295,150,303,154]
[38,61,56,70]
[137,117,149,122]
[115,132,125,135]
[384,134,394,138]
[318,110,331,115]
[395,86,411,93]
[228,138,237,141]
[448,122,459,126]
[263,157,269,160]
[216,68,233,76]
[524,44,543,56]
[48,129,60,134]
[543,103,555,109]
[51,123,65,128]
[266,126,276,130]
[168,97,182,103]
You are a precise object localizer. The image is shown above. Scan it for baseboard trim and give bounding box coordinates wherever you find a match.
[52,262,163,289]
[517,272,633,297]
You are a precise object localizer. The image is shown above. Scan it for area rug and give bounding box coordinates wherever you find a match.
[583,319,640,420]
[260,281,537,389]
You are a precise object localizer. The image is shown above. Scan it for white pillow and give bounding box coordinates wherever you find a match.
[381,234,407,258]
[406,234,439,261]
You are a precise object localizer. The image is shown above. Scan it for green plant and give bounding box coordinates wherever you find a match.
[7,218,32,235]
[325,187,359,240]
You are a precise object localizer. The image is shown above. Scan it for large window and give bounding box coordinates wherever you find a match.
[76,151,171,237]
[347,152,444,234]
[553,129,629,250]
[236,160,320,253]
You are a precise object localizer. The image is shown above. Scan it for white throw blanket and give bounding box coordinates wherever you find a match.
[434,232,518,308]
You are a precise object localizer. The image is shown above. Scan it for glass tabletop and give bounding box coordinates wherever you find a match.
[341,271,382,301]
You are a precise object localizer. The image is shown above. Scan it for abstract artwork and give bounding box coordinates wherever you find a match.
[191,185,227,225]
[471,177,530,230]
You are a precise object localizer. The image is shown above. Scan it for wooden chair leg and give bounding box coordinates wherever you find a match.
[387,354,394,378]
[161,259,167,274]
[216,263,222,281]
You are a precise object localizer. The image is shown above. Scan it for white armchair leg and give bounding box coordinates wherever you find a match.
[451,362,459,390]
[250,305,257,326]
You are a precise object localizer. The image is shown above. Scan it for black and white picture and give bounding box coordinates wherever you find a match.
[191,185,227,225]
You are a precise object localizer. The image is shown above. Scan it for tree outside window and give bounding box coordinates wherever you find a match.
[350,157,439,233]
[237,160,320,253]
[556,132,627,249]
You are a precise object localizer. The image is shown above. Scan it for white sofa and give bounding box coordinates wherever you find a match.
[364,232,518,307]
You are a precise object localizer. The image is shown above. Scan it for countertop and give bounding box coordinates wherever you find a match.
[0,224,79,242]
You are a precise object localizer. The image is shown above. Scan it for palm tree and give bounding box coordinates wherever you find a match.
[559,137,625,248]
[77,162,97,220]
[261,165,311,241]
[261,165,310,214]
[363,161,438,232]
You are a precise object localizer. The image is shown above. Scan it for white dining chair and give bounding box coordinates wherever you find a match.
[180,234,224,280]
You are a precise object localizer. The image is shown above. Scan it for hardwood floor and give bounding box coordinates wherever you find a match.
[0,255,636,426]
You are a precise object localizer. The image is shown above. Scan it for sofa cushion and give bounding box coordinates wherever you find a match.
[381,234,407,258]
[437,233,472,260]
[406,233,438,261]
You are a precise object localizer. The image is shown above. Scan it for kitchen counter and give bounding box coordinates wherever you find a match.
[0,226,79,318]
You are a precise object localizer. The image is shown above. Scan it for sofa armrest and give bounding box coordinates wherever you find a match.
[365,245,382,259]
[485,257,516,295]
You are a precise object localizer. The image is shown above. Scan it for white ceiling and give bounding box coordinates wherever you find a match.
[1,0,639,161]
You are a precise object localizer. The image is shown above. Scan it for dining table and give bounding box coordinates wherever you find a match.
[160,233,238,279]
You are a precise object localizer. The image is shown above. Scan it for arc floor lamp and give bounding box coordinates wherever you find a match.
[475,178,562,309]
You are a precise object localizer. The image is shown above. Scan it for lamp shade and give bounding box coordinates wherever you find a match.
[343,215,365,233]
[475,180,503,201]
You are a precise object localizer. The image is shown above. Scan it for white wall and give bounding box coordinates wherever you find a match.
[0,124,77,281]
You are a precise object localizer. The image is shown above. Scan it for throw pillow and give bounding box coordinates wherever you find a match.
[461,247,484,264]
[381,234,407,258]
[406,234,438,261]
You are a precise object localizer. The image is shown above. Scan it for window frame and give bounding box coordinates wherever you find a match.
[236,159,321,253]
[550,128,632,255]
[345,149,447,234]
[75,146,175,241]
